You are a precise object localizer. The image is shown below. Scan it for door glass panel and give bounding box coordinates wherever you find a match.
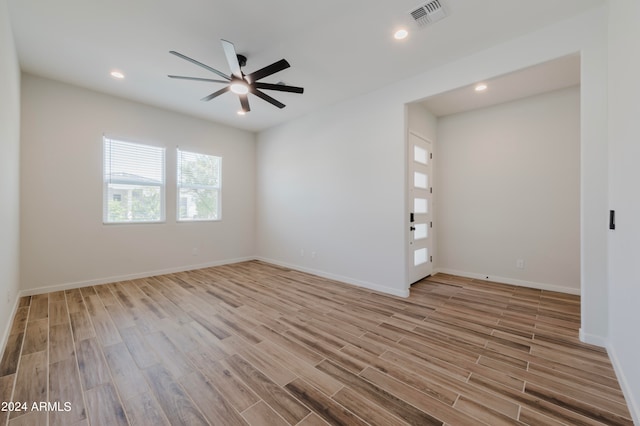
[414,248,428,266]
[414,172,428,189]
[414,223,428,240]
[414,145,428,165]
[407,133,433,283]
[414,198,428,214]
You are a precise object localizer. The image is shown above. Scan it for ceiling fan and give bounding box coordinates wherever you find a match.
[168,39,304,114]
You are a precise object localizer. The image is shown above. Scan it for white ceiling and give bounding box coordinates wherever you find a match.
[7,0,602,132]
[420,53,581,117]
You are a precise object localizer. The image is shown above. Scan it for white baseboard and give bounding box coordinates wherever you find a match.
[18,255,410,300]
[19,256,255,297]
[607,344,640,425]
[255,257,410,298]
[435,268,580,295]
[0,293,21,366]
[579,328,608,347]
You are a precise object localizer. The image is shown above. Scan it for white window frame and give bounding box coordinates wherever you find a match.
[103,137,166,224]
[176,148,222,222]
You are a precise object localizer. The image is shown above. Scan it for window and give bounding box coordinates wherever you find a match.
[103,137,165,223]
[177,149,221,221]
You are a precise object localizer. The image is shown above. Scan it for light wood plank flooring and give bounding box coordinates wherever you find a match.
[0,261,633,425]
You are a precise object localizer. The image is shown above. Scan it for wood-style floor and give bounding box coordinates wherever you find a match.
[0,261,633,426]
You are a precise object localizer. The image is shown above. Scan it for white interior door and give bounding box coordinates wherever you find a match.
[407,132,433,284]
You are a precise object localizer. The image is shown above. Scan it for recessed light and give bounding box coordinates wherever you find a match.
[394,29,409,40]
[110,71,125,79]
[475,84,488,92]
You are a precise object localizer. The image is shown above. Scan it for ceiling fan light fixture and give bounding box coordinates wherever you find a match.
[230,82,249,95]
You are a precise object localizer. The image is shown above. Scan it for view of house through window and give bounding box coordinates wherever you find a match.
[103,137,166,223]
[177,149,221,221]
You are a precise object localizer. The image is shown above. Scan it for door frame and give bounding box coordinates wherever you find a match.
[406,130,434,287]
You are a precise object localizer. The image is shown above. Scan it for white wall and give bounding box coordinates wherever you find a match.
[607,0,640,422]
[20,74,256,293]
[0,0,21,351]
[435,87,580,293]
[257,93,408,296]
[257,8,607,309]
[407,103,437,143]
[578,8,609,345]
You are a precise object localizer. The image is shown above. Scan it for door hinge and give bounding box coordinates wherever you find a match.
[430,187,432,194]
[430,255,433,262]
[430,153,433,160]
[430,221,432,228]
[410,212,414,223]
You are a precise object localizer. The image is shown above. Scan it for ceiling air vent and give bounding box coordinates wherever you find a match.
[409,0,448,28]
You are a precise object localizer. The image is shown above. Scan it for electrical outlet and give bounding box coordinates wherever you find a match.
[192,248,199,256]
[311,251,316,259]
[300,249,304,257]
[516,259,525,269]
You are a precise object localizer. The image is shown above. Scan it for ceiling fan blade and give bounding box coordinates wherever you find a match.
[221,39,243,79]
[201,86,230,102]
[254,82,304,94]
[168,75,228,84]
[169,51,230,80]
[246,59,290,83]
[251,88,285,109]
[239,94,251,112]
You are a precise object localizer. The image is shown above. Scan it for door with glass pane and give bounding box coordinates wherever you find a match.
[407,132,433,284]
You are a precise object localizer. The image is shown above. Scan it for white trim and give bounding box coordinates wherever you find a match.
[607,344,640,425]
[0,294,21,365]
[408,130,432,144]
[434,268,581,295]
[579,328,607,347]
[18,257,254,297]
[255,257,410,298]
[18,255,410,299]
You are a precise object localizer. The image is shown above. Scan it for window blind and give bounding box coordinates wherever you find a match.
[103,137,165,223]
